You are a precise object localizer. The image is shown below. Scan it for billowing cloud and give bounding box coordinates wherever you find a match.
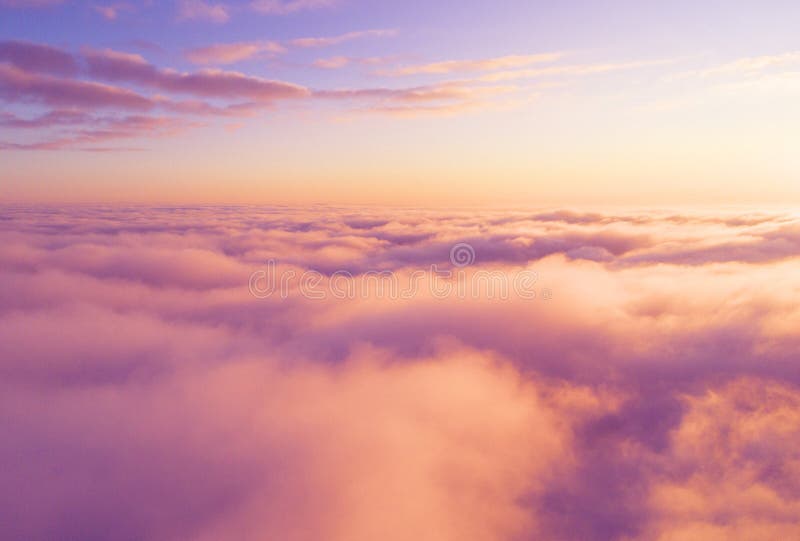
[1,205,799,541]
[0,40,312,147]
[642,378,800,540]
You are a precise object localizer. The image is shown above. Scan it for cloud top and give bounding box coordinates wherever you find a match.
[1,206,800,539]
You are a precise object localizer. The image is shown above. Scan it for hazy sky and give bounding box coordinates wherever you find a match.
[1,0,799,205]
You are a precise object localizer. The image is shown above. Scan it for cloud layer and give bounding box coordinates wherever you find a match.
[1,206,799,540]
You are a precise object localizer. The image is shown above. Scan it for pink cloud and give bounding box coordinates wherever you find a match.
[0,39,540,149]
[0,40,79,75]
[0,63,153,109]
[93,3,132,20]
[316,81,519,116]
[84,48,309,101]
[290,28,398,48]
[0,114,200,151]
[2,207,800,539]
[185,41,286,65]
[0,41,307,150]
[250,0,334,15]
[177,0,229,23]
[312,55,399,70]
[479,58,680,82]
[643,378,800,540]
[94,4,117,18]
[313,55,350,69]
[0,109,91,128]
[385,52,563,76]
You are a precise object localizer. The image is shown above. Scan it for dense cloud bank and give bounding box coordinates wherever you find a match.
[1,206,799,540]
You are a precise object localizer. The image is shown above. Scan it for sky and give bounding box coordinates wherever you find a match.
[3,5,800,539]
[1,0,799,205]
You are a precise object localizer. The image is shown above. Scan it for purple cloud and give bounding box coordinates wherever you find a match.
[0,40,79,76]
[250,0,334,15]
[0,63,153,109]
[84,48,309,101]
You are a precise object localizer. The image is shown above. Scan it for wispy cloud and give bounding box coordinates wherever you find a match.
[361,99,501,118]
[0,109,91,128]
[384,52,563,76]
[1,39,524,152]
[185,41,286,65]
[671,51,800,80]
[317,81,520,117]
[177,0,229,23]
[0,40,79,76]
[93,3,133,20]
[311,55,398,70]
[0,0,63,7]
[479,58,679,82]
[0,63,154,110]
[0,114,198,151]
[84,48,309,101]
[184,30,395,66]
[313,55,350,69]
[249,0,334,15]
[176,0,335,21]
[290,28,397,48]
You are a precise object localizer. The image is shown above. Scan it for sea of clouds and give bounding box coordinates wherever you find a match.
[1,205,799,540]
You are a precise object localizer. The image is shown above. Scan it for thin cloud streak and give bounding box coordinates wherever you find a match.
[0,115,198,150]
[314,55,350,69]
[479,58,681,82]
[669,51,800,80]
[384,52,564,76]
[92,3,133,20]
[184,41,286,65]
[0,63,154,109]
[249,0,334,15]
[290,28,398,48]
[84,48,310,101]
